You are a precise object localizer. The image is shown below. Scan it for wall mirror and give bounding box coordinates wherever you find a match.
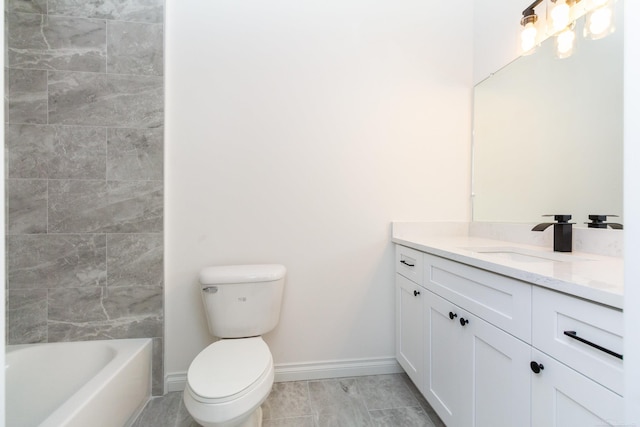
[472,1,624,227]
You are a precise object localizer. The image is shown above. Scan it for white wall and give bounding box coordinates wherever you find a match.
[165,0,473,379]
[473,0,523,84]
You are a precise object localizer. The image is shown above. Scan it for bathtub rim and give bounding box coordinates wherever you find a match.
[6,338,152,427]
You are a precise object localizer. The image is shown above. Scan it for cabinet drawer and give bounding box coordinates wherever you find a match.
[532,286,623,395]
[396,245,423,284]
[423,253,532,342]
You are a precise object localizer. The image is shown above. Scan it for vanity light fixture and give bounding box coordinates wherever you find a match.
[519,0,615,58]
[520,1,543,55]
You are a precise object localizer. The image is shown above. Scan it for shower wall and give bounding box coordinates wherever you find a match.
[5,0,164,394]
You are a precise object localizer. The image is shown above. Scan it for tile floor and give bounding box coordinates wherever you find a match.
[132,373,445,427]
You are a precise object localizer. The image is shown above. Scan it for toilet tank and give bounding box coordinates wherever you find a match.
[199,264,286,338]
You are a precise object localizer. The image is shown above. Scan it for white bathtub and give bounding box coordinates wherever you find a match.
[6,339,152,427]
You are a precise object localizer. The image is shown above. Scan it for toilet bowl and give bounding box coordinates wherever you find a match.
[183,264,286,427]
[184,337,274,427]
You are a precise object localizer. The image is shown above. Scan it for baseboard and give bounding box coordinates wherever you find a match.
[165,357,402,393]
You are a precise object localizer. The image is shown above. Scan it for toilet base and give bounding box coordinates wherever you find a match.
[238,407,262,427]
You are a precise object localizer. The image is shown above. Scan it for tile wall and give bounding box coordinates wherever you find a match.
[4,0,165,395]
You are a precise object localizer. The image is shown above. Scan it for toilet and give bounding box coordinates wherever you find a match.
[183,264,286,427]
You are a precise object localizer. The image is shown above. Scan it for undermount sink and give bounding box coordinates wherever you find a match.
[462,246,593,263]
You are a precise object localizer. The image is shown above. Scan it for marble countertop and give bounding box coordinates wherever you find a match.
[392,232,623,309]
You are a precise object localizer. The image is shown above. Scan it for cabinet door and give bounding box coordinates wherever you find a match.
[425,290,531,427]
[531,349,624,427]
[424,290,471,427]
[470,312,531,427]
[395,274,424,390]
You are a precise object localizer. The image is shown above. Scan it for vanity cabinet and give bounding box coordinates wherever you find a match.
[395,246,425,390]
[422,254,531,427]
[530,286,624,426]
[394,244,624,427]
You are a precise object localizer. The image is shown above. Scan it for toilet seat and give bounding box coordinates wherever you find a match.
[187,337,272,404]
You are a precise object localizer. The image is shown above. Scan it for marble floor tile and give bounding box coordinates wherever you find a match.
[369,406,435,427]
[308,378,371,427]
[133,375,443,427]
[262,381,313,420]
[356,374,419,411]
[131,391,183,427]
[263,416,315,427]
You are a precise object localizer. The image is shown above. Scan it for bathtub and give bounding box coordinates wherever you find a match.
[6,339,152,427]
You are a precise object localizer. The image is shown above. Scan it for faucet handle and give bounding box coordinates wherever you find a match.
[586,215,623,229]
[542,214,573,223]
[588,214,618,222]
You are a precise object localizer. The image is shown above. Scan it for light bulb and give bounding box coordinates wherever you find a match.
[521,22,538,53]
[587,7,613,38]
[550,0,571,33]
[584,0,613,40]
[556,26,576,58]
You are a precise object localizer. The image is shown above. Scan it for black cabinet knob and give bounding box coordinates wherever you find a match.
[449,312,457,320]
[530,361,544,374]
[413,290,420,297]
[460,318,469,326]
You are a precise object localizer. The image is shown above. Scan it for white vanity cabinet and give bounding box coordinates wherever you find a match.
[422,254,532,427]
[530,286,624,427]
[395,246,425,390]
[393,243,624,427]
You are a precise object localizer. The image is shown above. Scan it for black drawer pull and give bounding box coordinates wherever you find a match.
[400,259,415,267]
[413,290,421,297]
[563,331,623,360]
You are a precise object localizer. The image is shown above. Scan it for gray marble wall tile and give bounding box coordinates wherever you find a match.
[7,124,53,178]
[48,0,164,23]
[48,287,107,322]
[152,337,164,396]
[7,178,47,234]
[8,13,106,72]
[7,289,48,344]
[48,71,163,128]
[7,234,107,288]
[8,0,46,14]
[107,21,163,76]
[4,68,8,124]
[107,233,163,287]
[48,180,163,233]
[7,124,107,179]
[48,286,163,341]
[9,68,47,124]
[49,126,107,178]
[107,128,163,181]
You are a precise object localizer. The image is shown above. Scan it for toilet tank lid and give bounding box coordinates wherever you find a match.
[200,264,286,285]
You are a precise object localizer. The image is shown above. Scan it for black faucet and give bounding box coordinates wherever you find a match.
[585,214,623,230]
[532,214,574,252]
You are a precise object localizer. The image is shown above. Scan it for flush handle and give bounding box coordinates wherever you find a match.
[202,286,218,293]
